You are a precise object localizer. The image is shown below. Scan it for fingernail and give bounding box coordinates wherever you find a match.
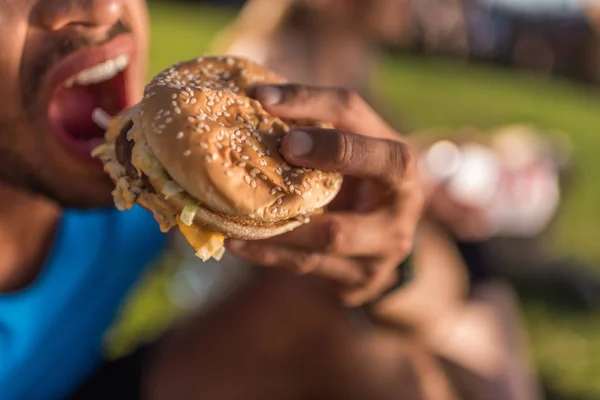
[288,130,314,157]
[227,240,246,251]
[255,85,283,106]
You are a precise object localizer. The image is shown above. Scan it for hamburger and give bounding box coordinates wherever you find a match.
[92,55,343,261]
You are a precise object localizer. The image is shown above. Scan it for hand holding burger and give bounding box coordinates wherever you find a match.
[227,84,424,307]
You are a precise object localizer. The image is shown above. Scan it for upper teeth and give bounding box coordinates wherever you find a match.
[65,54,129,87]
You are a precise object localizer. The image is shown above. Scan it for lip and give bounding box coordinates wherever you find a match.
[44,34,134,100]
[44,34,135,165]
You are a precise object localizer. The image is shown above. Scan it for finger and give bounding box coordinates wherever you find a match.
[255,212,397,257]
[341,258,401,307]
[226,241,367,287]
[253,84,395,138]
[281,128,418,188]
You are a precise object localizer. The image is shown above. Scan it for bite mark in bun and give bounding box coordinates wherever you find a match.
[93,55,343,261]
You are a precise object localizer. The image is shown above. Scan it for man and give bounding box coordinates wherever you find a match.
[0,1,424,399]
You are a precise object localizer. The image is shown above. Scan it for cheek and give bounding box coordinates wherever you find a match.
[126,0,150,100]
[0,9,29,118]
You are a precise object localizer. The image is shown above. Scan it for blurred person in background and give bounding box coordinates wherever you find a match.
[0,0,467,399]
[210,0,600,398]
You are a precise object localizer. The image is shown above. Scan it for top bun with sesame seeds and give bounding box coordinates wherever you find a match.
[92,55,343,262]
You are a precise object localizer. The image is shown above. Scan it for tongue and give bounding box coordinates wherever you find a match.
[50,85,100,140]
[48,75,125,142]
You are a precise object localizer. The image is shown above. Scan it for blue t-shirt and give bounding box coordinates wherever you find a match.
[0,206,167,400]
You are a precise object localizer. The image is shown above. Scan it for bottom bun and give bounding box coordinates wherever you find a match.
[149,175,308,240]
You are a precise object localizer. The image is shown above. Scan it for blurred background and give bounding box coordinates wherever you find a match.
[106,1,600,399]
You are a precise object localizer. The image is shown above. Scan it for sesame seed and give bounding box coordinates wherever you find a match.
[205,155,213,163]
[241,155,249,160]
[238,162,246,167]
[244,176,251,184]
[270,188,277,195]
[215,142,223,149]
[260,174,267,180]
[200,143,209,149]
[276,198,283,205]
[295,189,302,196]
[225,171,233,176]
[212,153,218,160]
[272,207,279,214]
[251,180,257,188]
[176,132,184,139]
[183,150,191,157]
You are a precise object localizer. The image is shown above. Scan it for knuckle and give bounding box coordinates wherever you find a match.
[281,83,305,102]
[333,88,363,116]
[331,131,355,169]
[323,218,345,253]
[389,227,415,258]
[397,235,415,258]
[292,252,321,275]
[387,142,418,183]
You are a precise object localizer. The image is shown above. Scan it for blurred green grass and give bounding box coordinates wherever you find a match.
[109,2,600,398]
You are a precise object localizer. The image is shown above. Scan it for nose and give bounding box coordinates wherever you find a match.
[33,0,124,32]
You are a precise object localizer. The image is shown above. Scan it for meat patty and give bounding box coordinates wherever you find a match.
[115,119,154,192]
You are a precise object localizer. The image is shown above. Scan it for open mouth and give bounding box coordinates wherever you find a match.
[47,37,133,162]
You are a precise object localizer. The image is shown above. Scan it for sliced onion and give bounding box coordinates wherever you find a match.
[160,180,184,199]
[180,203,199,226]
[212,246,226,261]
[90,143,113,158]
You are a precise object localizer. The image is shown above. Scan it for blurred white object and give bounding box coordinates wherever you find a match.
[425,140,462,181]
[446,143,502,208]
[422,133,561,238]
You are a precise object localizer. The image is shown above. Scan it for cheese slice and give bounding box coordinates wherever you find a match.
[176,218,226,262]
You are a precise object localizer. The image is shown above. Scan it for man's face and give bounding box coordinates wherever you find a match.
[0,0,149,208]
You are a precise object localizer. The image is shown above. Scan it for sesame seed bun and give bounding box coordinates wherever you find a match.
[93,55,343,259]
